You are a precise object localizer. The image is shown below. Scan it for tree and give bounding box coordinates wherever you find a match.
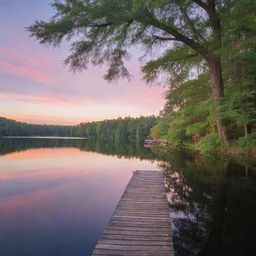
[0,117,77,137]
[78,116,158,143]
[28,0,253,144]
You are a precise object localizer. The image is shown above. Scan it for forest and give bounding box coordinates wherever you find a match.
[0,116,157,144]
[77,116,158,143]
[0,117,76,137]
[28,0,256,153]
[149,0,256,152]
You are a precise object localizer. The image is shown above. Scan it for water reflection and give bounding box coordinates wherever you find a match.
[0,138,157,160]
[0,139,158,256]
[159,148,256,256]
[1,139,256,256]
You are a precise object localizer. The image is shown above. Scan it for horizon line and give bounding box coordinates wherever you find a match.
[1,115,158,126]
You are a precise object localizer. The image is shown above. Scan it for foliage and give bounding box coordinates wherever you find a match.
[0,116,157,144]
[194,134,221,151]
[27,0,214,82]
[233,135,256,152]
[0,137,158,161]
[28,0,253,145]
[149,0,256,151]
[0,117,77,137]
[27,0,256,149]
[150,119,169,139]
[77,116,158,144]
[158,147,256,256]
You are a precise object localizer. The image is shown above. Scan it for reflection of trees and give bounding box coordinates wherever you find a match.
[158,148,256,256]
[0,138,86,156]
[81,139,158,160]
[0,138,158,161]
[1,139,256,255]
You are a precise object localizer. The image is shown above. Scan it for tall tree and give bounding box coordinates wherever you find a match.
[28,0,244,144]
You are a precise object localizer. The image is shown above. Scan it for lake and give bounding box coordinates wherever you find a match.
[0,138,256,256]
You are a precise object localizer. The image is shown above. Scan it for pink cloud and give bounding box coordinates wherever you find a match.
[3,114,87,125]
[0,47,54,69]
[9,94,85,105]
[0,47,165,125]
[0,91,85,105]
[0,47,165,108]
[0,60,56,86]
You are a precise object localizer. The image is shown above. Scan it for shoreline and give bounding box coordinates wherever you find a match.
[157,144,256,157]
[0,136,87,140]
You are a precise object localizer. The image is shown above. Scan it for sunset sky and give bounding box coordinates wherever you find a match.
[0,0,166,125]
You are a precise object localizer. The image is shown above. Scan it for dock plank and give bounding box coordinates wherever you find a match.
[91,170,174,256]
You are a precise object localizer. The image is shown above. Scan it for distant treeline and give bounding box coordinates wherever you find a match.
[77,116,158,143]
[0,116,158,143]
[0,117,76,137]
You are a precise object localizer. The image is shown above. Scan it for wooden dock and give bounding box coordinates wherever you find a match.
[91,170,174,256]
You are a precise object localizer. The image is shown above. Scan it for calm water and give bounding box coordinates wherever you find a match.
[0,138,158,256]
[0,138,256,256]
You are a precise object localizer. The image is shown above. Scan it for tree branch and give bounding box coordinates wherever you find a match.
[191,0,209,10]
[136,9,209,59]
[152,35,179,41]
[92,22,114,28]
[171,53,199,62]
[81,21,115,28]
[178,4,205,42]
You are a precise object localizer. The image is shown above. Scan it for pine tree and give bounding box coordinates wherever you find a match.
[28,0,256,144]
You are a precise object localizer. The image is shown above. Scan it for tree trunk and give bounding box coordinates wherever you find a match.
[244,123,248,138]
[208,59,229,145]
